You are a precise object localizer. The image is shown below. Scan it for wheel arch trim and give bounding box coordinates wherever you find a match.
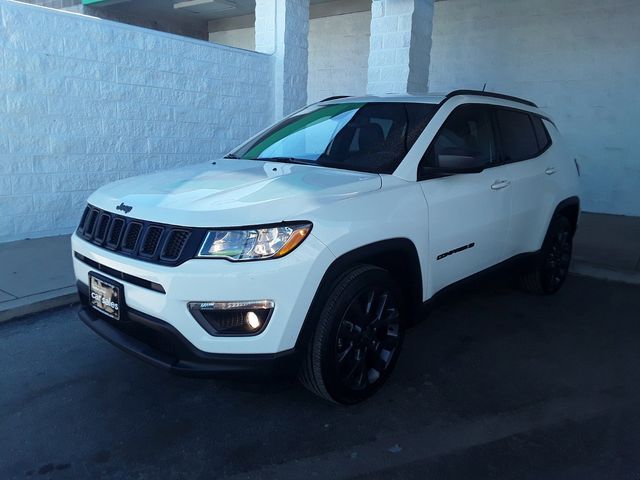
[294,238,423,350]
[552,196,581,232]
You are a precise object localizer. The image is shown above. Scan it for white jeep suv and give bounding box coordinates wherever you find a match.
[73,90,580,404]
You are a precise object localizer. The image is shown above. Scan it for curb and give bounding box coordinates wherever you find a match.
[0,287,79,323]
[570,261,640,286]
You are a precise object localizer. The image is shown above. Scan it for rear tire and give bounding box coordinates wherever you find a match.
[299,265,405,404]
[520,215,573,294]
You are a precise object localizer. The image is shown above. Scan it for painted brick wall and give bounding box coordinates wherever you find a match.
[207,11,372,105]
[367,0,434,95]
[16,0,79,8]
[307,11,371,103]
[0,0,273,242]
[429,0,640,216]
[255,0,309,119]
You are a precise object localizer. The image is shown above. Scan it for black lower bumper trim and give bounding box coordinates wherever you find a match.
[77,284,298,377]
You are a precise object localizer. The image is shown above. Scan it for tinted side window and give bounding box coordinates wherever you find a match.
[496,109,539,162]
[420,105,497,174]
[531,115,551,151]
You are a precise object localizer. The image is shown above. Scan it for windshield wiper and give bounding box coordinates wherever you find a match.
[258,157,317,166]
[223,153,240,159]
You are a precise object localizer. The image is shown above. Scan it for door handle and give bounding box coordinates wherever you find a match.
[545,167,557,175]
[491,180,511,190]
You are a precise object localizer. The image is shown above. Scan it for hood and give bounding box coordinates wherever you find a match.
[88,159,381,227]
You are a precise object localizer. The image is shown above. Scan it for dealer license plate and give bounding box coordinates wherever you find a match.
[89,272,123,321]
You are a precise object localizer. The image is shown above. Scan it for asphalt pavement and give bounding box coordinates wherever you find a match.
[1,274,639,479]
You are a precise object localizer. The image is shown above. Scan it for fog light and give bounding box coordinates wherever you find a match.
[188,300,274,336]
[245,311,261,330]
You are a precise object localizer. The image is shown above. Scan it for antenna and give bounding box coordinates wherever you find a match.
[482,83,487,92]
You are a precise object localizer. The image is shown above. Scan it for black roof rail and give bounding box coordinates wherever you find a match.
[320,95,351,102]
[444,90,537,108]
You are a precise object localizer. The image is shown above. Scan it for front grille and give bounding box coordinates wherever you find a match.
[76,204,206,266]
[83,208,99,238]
[161,230,191,261]
[107,218,125,248]
[94,213,110,243]
[140,226,164,257]
[122,222,143,252]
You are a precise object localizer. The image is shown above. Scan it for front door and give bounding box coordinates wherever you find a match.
[417,104,512,297]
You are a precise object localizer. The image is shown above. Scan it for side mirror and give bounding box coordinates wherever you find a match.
[435,147,488,174]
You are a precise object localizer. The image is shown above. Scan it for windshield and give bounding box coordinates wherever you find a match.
[230,102,438,174]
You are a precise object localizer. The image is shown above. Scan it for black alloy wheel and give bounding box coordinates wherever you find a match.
[542,223,572,292]
[299,265,406,404]
[520,215,573,294]
[335,287,402,391]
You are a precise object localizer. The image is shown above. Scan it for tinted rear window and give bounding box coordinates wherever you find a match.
[531,115,551,151]
[496,109,539,162]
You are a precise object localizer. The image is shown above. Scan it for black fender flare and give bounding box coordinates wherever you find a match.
[551,196,581,233]
[294,238,423,350]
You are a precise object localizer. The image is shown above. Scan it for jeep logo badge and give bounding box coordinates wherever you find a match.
[116,202,133,214]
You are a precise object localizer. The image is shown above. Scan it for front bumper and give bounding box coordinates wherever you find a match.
[72,232,334,356]
[77,284,298,376]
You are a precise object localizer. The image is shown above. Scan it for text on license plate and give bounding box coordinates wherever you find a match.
[89,273,121,320]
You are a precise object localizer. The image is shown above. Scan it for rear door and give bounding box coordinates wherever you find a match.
[418,104,512,297]
[496,109,558,256]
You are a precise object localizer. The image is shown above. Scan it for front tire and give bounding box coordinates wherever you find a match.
[299,265,405,404]
[520,215,573,294]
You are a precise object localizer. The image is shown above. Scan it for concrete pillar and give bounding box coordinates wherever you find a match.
[255,0,310,120]
[367,0,434,95]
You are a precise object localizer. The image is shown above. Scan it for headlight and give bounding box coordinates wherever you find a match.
[197,222,312,261]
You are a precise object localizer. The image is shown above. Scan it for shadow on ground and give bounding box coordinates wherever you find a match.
[1,275,639,479]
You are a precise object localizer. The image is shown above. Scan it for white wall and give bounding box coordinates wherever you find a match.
[429,0,640,216]
[209,28,255,51]
[207,9,372,104]
[308,11,371,103]
[0,0,273,242]
[255,0,310,119]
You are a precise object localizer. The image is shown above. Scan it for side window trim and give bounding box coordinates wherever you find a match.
[489,106,506,166]
[494,106,554,164]
[417,103,502,181]
[532,115,553,154]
